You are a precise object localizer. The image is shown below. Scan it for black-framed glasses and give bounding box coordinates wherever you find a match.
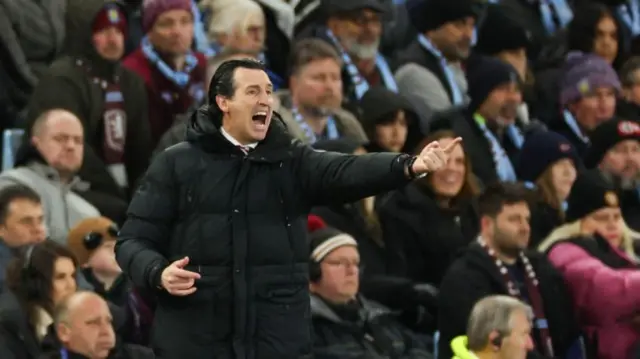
[83,224,119,250]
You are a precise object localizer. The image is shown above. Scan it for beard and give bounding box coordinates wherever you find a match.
[493,226,528,259]
[342,36,380,60]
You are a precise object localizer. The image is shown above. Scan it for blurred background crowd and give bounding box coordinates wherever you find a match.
[2,0,640,357]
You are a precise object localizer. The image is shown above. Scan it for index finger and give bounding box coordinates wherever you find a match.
[443,137,462,153]
[172,268,201,279]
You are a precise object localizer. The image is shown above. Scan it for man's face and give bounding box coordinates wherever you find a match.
[486,202,531,257]
[92,27,125,61]
[600,139,640,181]
[217,67,274,144]
[224,13,266,54]
[148,9,194,55]
[498,83,523,122]
[290,58,343,112]
[480,82,518,120]
[498,310,534,359]
[329,9,383,60]
[57,296,116,359]
[430,17,475,60]
[312,246,360,304]
[32,111,84,177]
[570,87,617,131]
[0,199,46,247]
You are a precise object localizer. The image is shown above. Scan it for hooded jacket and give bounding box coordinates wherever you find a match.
[450,336,477,359]
[23,0,151,204]
[116,105,415,358]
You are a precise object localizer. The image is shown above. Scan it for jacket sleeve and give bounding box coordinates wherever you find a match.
[115,151,177,292]
[548,243,640,325]
[294,142,412,206]
[0,4,38,92]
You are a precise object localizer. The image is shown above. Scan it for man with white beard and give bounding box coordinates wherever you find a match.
[584,118,640,230]
[317,0,398,106]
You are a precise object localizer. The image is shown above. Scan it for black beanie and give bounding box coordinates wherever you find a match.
[360,86,415,137]
[474,4,531,56]
[516,131,581,182]
[565,170,619,222]
[584,118,640,168]
[309,227,358,262]
[407,0,479,33]
[466,55,520,112]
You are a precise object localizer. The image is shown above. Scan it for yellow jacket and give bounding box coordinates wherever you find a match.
[451,336,479,359]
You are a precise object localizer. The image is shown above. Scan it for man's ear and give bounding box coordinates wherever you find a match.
[489,330,502,350]
[56,322,71,342]
[216,95,229,113]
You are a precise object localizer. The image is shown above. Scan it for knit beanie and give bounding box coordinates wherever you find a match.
[142,0,192,32]
[559,51,621,107]
[466,55,520,112]
[93,2,127,35]
[474,4,531,56]
[407,0,479,33]
[67,217,119,265]
[308,216,357,263]
[584,118,640,168]
[565,170,619,222]
[515,131,580,182]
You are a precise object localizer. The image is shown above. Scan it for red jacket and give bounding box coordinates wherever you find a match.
[123,49,207,145]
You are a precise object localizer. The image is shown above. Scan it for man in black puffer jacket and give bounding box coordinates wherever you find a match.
[116,58,460,359]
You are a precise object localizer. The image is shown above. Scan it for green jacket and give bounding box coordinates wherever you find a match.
[451,336,479,359]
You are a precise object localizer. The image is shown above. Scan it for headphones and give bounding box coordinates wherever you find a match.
[83,224,119,250]
[309,260,322,282]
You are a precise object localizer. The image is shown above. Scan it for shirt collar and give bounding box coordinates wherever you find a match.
[220,127,258,149]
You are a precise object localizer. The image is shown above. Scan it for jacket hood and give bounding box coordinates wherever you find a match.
[185,105,294,159]
[63,0,126,76]
[13,138,46,168]
[451,336,476,359]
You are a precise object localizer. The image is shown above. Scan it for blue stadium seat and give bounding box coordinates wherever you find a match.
[2,128,24,171]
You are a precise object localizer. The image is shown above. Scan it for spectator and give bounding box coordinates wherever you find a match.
[115,59,455,358]
[278,39,368,145]
[450,295,534,359]
[307,224,431,358]
[438,183,578,359]
[378,131,480,287]
[0,110,100,244]
[395,0,476,130]
[619,56,640,110]
[0,0,66,119]
[39,291,154,359]
[67,217,153,345]
[431,56,523,186]
[23,0,151,221]
[0,241,77,359]
[0,185,46,289]
[312,0,398,105]
[539,171,640,359]
[123,0,207,146]
[584,118,640,230]
[549,51,620,156]
[359,86,422,153]
[516,131,580,247]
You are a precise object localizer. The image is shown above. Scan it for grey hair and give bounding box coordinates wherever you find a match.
[466,295,533,351]
[206,0,264,38]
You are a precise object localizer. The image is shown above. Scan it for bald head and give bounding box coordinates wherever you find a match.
[55,291,116,359]
[30,109,84,178]
[31,109,83,137]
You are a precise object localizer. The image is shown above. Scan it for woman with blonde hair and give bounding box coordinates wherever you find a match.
[515,131,580,248]
[538,171,640,359]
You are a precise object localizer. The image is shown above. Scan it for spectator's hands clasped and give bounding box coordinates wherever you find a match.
[161,256,201,296]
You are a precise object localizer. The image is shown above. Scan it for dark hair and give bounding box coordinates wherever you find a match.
[208,58,266,104]
[478,182,530,218]
[5,241,78,322]
[0,185,41,224]
[288,38,342,77]
[620,56,640,87]
[567,3,624,68]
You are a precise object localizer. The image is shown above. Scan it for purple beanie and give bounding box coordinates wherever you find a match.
[559,51,621,107]
[142,0,192,32]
